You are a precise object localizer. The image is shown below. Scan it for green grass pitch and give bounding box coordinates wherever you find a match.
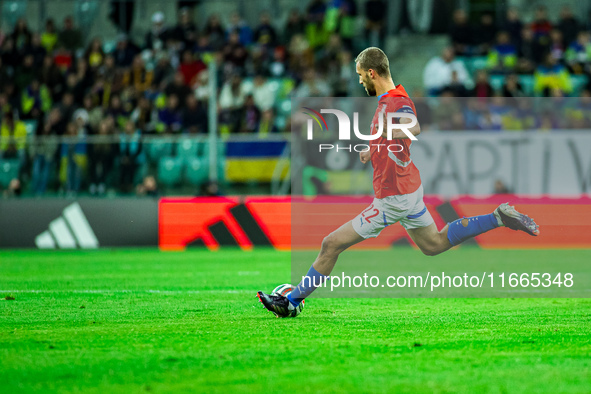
[1,248,590,393]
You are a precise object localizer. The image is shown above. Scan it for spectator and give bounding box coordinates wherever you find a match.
[88,119,118,195]
[433,89,462,130]
[258,109,278,135]
[473,13,496,54]
[178,50,206,86]
[565,31,591,74]
[502,74,525,97]
[222,30,248,73]
[30,109,60,195]
[73,108,90,136]
[518,27,547,71]
[145,12,169,51]
[136,175,159,197]
[0,111,27,164]
[1,38,18,72]
[411,89,432,129]
[293,68,331,97]
[194,70,210,102]
[153,55,174,86]
[449,9,472,56]
[113,34,139,68]
[40,19,58,52]
[57,92,76,130]
[446,70,470,97]
[58,16,83,53]
[170,7,197,49]
[107,95,130,129]
[53,45,73,71]
[269,46,287,78]
[317,33,344,74]
[85,38,105,71]
[472,70,493,97]
[21,79,51,121]
[83,94,103,133]
[305,0,328,49]
[531,6,552,42]
[239,94,260,133]
[534,53,572,96]
[131,96,157,133]
[60,121,86,195]
[97,54,124,101]
[249,45,271,76]
[226,12,253,46]
[288,34,313,75]
[15,54,36,91]
[252,75,275,111]
[423,47,472,96]
[254,12,277,47]
[12,18,32,56]
[165,72,192,105]
[194,35,213,56]
[182,95,207,134]
[487,31,517,73]
[3,178,22,197]
[123,55,154,94]
[328,50,355,97]
[514,99,535,130]
[63,70,84,104]
[203,14,225,50]
[326,0,357,49]
[557,6,579,49]
[219,74,249,133]
[26,34,47,68]
[119,120,142,192]
[284,9,306,45]
[39,55,64,99]
[156,94,183,133]
[0,58,10,91]
[503,8,523,49]
[549,29,565,64]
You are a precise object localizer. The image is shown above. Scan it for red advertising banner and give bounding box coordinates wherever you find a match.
[158,196,591,250]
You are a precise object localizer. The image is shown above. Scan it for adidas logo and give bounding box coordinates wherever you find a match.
[35,202,99,249]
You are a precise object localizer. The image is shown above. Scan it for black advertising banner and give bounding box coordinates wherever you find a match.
[0,199,158,248]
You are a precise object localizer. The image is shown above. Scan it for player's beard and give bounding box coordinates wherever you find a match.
[363,78,376,96]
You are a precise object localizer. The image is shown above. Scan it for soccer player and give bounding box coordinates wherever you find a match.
[257,47,539,318]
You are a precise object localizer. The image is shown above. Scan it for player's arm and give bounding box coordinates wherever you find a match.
[392,116,421,139]
[381,106,421,139]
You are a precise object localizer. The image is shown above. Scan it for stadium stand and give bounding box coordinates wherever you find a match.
[0,0,590,198]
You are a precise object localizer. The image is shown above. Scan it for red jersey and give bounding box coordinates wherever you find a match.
[370,84,421,198]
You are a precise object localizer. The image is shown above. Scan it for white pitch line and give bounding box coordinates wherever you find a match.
[0,289,252,294]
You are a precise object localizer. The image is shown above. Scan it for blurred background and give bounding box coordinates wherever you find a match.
[1,0,591,199]
[1,0,591,250]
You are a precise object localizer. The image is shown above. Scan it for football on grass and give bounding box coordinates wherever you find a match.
[271,284,305,317]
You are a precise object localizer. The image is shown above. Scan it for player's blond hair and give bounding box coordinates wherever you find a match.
[355,47,391,78]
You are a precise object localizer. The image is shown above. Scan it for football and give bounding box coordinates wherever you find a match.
[271,283,305,317]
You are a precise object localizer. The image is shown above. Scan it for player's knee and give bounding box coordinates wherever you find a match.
[419,244,442,256]
[321,234,344,256]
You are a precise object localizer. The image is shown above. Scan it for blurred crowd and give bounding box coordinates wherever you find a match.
[0,0,387,196]
[425,6,591,98]
[414,95,591,132]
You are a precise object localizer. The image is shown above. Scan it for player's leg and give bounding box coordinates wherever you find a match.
[257,221,363,316]
[406,222,452,256]
[310,221,365,275]
[286,220,364,305]
[406,203,539,256]
[258,200,382,317]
